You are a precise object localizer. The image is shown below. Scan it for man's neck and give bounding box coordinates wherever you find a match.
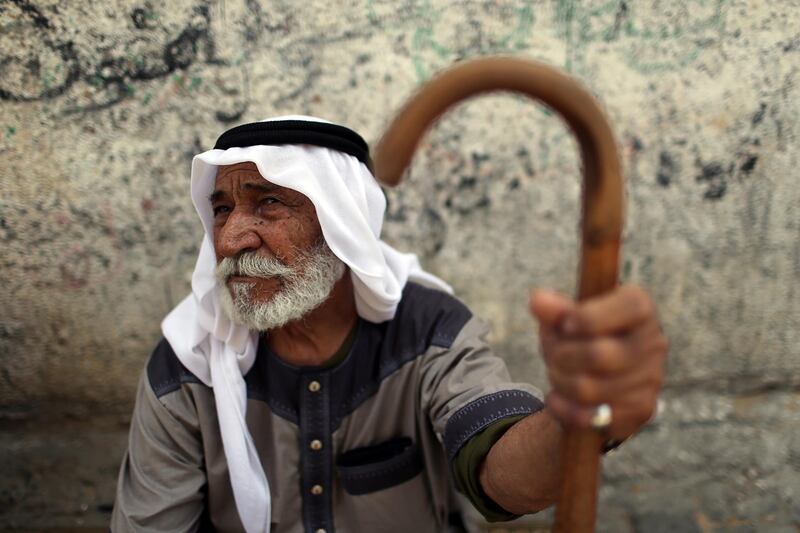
[265,272,358,367]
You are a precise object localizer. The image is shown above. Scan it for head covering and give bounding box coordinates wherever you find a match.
[161,116,451,533]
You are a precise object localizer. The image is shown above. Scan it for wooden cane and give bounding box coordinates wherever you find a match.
[372,56,624,532]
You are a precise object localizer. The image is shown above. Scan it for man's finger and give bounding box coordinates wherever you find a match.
[545,390,658,440]
[547,356,663,406]
[562,285,655,337]
[547,336,631,376]
[530,289,574,328]
[546,320,667,376]
[547,337,641,376]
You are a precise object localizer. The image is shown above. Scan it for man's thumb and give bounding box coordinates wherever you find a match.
[529,289,574,327]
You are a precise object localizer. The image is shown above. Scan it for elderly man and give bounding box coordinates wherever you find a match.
[111,117,667,533]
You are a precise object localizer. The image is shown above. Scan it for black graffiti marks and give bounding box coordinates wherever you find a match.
[71,18,211,112]
[657,150,678,188]
[0,213,17,243]
[696,161,728,200]
[740,154,758,174]
[693,150,760,201]
[383,192,448,259]
[419,207,447,257]
[0,1,217,114]
[441,152,494,215]
[9,0,52,30]
[164,21,214,72]
[215,105,247,123]
[780,35,800,52]
[694,144,759,201]
[131,7,149,30]
[751,102,767,125]
[685,100,764,201]
[0,1,81,102]
[605,1,629,43]
[74,8,216,114]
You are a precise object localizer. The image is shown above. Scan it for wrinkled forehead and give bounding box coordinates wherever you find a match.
[211,161,296,197]
[209,161,315,209]
[215,161,263,182]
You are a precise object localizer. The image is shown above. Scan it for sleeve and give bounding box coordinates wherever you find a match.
[451,415,527,522]
[419,315,545,520]
[110,364,207,532]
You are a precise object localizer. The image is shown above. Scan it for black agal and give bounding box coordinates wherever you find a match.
[213,120,372,169]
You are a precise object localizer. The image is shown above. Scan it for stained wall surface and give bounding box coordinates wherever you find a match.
[1,1,798,531]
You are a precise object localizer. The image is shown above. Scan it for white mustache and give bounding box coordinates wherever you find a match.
[215,241,347,332]
[214,252,294,283]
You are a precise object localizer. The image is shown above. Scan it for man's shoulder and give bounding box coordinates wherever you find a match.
[145,338,203,398]
[391,282,474,350]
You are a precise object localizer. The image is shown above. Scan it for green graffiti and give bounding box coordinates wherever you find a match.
[623,258,633,280]
[622,0,727,73]
[556,0,577,71]
[366,0,380,26]
[410,0,539,82]
[495,1,537,51]
[564,0,728,74]
[41,69,57,91]
[232,52,247,67]
[190,76,202,90]
[410,0,449,81]
[406,0,726,83]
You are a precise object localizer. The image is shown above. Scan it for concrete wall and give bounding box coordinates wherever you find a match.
[1,0,798,530]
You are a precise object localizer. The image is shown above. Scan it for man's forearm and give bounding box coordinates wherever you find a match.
[479,408,564,514]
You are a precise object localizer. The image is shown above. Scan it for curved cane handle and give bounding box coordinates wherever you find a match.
[372,56,624,533]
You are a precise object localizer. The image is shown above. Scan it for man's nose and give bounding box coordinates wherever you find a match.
[215,211,262,258]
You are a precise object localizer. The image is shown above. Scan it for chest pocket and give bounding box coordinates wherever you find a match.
[336,436,423,495]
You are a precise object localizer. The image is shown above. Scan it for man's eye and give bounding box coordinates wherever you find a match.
[260,197,281,207]
[213,205,231,216]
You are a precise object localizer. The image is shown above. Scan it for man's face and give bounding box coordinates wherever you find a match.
[210,162,344,330]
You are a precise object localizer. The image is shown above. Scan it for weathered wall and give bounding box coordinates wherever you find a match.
[1,0,798,530]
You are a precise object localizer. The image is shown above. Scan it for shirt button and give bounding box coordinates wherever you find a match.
[310,484,324,495]
[310,439,323,451]
[308,380,321,392]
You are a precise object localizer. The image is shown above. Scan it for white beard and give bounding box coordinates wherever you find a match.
[214,241,346,331]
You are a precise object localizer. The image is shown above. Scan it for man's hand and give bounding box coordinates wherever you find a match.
[530,286,668,441]
[478,286,666,515]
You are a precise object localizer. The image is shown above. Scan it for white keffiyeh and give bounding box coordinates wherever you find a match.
[161,116,451,533]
